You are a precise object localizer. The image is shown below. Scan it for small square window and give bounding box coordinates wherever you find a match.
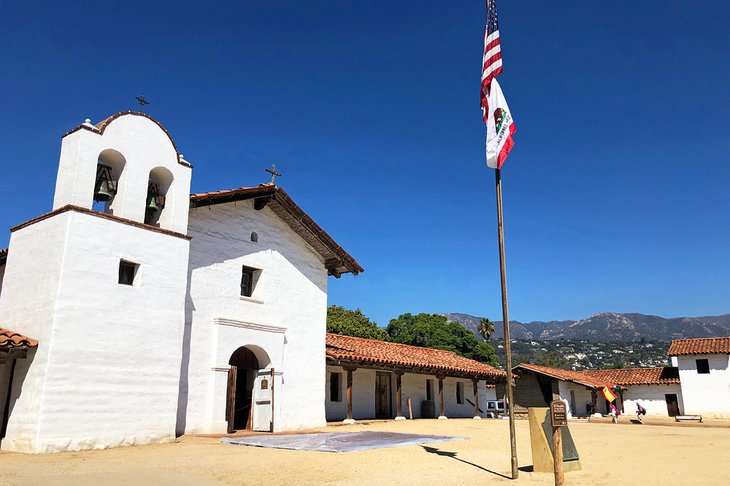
[696,358,710,374]
[329,373,342,402]
[118,260,139,286]
[241,265,261,297]
[456,382,464,404]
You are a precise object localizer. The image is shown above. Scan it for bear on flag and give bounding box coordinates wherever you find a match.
[485,78,516,169]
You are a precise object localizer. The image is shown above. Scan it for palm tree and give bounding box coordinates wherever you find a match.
[477,317,495,341]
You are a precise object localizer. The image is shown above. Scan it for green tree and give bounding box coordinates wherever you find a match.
[326,305,389,340]
[476,317,495,341]
[386,313,498,365]
[534,351,571,369]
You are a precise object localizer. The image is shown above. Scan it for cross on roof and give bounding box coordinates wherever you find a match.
[265,164,282,184]
[135,95,149,112]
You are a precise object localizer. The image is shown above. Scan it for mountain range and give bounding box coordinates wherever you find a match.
[444,312,730,342]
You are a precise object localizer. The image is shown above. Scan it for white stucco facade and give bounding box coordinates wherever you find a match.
[0,113,191,452]
[675,354,730,418]
[557,381,594,418]
[621,384,684,417]
[179,201,329,434]
[324,365,497,421]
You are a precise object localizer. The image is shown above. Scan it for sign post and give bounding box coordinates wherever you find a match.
[550,400,567,486]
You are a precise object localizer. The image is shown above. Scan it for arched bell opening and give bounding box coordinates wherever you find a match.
[92,149,126,215]
[143,166,174,228]
[226,345,271,432]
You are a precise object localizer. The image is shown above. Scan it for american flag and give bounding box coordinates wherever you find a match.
[480,0,503,121]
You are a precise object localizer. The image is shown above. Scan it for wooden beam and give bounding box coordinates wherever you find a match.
[346,368,354,421]
[253,197,272,210]
[438,376,445,419]
[473,379,480,418]
[396,372,402,417]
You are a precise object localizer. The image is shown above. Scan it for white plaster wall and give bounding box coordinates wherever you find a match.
[622,384,683,416]
[0,214,70,452]
[53,115,191,234]
[181,201,328,434]
[557,382,594,417]
[0,211,190,452]
[324,366,497,421]
[676,354,730,418]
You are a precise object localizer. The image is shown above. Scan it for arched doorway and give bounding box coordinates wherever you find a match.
[227,347,260,432]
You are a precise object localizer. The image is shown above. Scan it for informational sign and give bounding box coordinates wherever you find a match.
[550,400,568,427]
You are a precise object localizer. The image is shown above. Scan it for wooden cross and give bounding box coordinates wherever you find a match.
[265,164,282,184]
[135,95,149,111]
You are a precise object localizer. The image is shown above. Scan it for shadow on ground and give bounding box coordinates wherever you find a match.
[421,446,512,480]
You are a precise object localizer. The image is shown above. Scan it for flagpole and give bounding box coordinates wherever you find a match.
[495,167,518,479]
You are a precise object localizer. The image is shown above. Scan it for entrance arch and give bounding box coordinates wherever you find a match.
[226,345,271,432]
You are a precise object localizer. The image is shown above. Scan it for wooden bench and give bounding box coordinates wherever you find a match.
[675,415,702,423]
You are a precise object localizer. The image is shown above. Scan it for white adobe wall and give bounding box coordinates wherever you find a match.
[676,354,730,418]
[0,211,189,452]
[181,200,328,434]
[557,381,594,417]
[622,384,683,416]
[53,115,191,234]
[0,214,70,451]
[324,365,497,421]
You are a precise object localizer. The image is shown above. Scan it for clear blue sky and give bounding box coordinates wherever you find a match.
[1,1,729,326]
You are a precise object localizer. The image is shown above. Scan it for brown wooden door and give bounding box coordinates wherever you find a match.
[375,372,392,419]
[226,366,237,433]
[665,394,679,416]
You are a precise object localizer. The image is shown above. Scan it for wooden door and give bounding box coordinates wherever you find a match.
[226,366,237,433]
[665,394,680,416]
[375,372,392,418]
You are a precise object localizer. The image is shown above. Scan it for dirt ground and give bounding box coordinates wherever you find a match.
[2,417,729,485]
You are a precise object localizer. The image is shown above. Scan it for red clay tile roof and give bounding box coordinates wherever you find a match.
[581,367,680,385]
[514,363,604,388]
[326,333,506,381]
[0,328,38,348]
[668,336,730,356]
[190,184,363,277]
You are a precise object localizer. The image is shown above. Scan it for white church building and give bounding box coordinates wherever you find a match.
[0,111,363,453]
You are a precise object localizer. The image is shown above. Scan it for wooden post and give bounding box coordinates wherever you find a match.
[473,379,480,418]
[407,398,413,419]
[552,426,564,486]
[495,168,518,479]
[270,368,275,432]
[437,376,446,419]
[344,366,356,423]
[395,372,404,419]
[590,389,597,415]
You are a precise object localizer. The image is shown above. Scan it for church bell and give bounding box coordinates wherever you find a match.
[94,163,117,202]
[95,180,114,202]
[146,195,160,213]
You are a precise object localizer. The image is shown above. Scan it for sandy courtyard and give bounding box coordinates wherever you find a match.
[1,418,728,485]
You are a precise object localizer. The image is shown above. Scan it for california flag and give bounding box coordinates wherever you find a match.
[485,78,516,169]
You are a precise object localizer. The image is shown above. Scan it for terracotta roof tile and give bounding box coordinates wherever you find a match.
[190,184,363,277]
[514,363,604,388]
[581,367,680,385]
[0,328,38,348]
[326,333,506,381]
[668,336,730,356]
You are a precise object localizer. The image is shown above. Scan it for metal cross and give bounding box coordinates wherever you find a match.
[265,164,282,184]
[135,95,149,111]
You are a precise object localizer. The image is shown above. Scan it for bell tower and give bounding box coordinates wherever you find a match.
[0,112,193,452]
